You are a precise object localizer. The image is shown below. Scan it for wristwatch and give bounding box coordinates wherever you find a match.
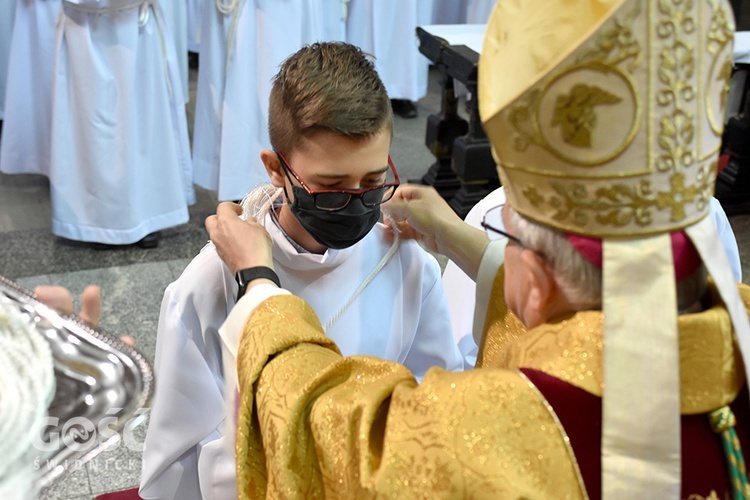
[235,266,281,302]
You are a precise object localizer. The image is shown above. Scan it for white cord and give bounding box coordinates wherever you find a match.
[0,300,56,497]
[138,1,150,27]
[240,187,401,332]
[62,0,146,14]
[323,212,400,332]
[215,0,240,15]
[240,185,282,221]
[215,0,243,82]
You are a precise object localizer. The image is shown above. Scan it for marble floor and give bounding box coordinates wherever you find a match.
[1,64,749,499]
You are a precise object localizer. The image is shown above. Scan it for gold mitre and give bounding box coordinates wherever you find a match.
[479,1,750,496]
[479,0,735,238]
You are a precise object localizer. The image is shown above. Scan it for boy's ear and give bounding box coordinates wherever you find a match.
[261,150,285,188]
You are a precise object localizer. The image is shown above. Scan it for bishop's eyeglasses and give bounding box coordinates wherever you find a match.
[480,204,525,247]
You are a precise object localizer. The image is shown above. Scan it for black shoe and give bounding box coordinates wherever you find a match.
[136,231,161,249]
[188,51,199,70]
[391,99,418,119]
[90,241,115,251]
[90,231,160,250]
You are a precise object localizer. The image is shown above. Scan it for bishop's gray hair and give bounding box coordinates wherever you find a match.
[507,208,706,313]
[507,208,602,311]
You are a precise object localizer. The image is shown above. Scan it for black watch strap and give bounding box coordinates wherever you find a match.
[235,266,281,301]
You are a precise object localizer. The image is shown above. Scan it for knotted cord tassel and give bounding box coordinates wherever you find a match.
[709,406,750,499]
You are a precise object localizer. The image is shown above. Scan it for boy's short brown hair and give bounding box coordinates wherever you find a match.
[268,42,393,154]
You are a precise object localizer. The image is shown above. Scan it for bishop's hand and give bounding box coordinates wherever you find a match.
[206,202,275,275]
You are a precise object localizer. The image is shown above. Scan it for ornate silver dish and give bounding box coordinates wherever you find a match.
[0,275,154,491]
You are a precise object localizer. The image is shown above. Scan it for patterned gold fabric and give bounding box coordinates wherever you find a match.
[478,272,750,415]
[475,265,526,368]
[236,295,587,499]
[235,281,749,498]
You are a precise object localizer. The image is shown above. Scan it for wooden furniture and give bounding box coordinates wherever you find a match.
[416,25,499,218]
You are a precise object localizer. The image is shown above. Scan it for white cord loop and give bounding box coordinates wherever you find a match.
[215,0,243,79]
[61,0,174,103]
[323,212,399,332]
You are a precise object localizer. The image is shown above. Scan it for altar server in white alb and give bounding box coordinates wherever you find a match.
[0,0,16,126]
[430,0,495,24]
[140,42,463,499]
[346,0,433,118]
[192,0,344,202]
[48,0,194,246]
[160,0,189,103]
[0,0,60,176]
[187,0,203,56]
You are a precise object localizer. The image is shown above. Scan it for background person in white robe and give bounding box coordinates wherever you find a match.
[192,0,344,202]
[0,0,60,176]
[431,0,495,24]
[463,0,494,23]
[442,186,745,369]
[187,0,203,56]
[160,0,189,103]
[140,42,463,499]
[48,0,195,246]
[0,0,17,127]
[346,0,433,119]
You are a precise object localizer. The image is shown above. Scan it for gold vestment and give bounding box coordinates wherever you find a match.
[234,281,749,498]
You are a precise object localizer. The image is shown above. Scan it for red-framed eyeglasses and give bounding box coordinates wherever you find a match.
[276,151,400,211]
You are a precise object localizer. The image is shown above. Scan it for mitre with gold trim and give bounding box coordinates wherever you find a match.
[479,0,750,496]
[481,0,734,237]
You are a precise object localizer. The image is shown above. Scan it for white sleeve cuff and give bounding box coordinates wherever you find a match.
[219,284,291,360]
[218,284,291,445]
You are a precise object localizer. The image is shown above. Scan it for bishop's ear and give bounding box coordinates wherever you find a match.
[519,249,557,325]
[260,150,285,188]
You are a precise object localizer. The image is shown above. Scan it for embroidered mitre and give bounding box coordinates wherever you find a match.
[479,0,734,237]
[478,0,750,497]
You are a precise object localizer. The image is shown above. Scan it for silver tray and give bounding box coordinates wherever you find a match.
[0,275,154,491]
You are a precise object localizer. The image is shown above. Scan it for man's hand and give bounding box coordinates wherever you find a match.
[35,285,102,328]
[383,184,489,280]
[34,285,136,345]
[383,184,465,255]
[205,202,275,275]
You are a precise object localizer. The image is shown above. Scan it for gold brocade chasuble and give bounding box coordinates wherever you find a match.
[475,266,527,369]
[235,295,587,499]
[234,282,749,498]
[478,268,748,415]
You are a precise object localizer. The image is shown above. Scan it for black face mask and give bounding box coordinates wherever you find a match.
[287,185,381,249]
